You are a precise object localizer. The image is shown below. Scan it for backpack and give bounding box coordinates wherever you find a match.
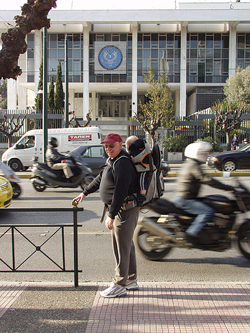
[110,140,164,208]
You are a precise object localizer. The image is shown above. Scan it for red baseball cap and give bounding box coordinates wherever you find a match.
[101,133,123,144]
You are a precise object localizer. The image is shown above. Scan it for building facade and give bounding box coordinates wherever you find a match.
[1,2,250,136]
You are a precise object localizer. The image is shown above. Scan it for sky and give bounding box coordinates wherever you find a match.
[1,0,250,11]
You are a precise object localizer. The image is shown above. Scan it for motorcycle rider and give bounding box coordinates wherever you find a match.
[174,141,235,244]
[243,138,249,145]
[46,137,77,182]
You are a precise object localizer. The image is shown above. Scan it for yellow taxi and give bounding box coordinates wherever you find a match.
[0,176,13,208]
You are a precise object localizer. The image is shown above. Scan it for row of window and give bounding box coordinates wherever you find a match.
[26,32,250,84]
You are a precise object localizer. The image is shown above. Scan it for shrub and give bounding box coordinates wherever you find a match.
[201,136,221,152]
[161,135,188,152]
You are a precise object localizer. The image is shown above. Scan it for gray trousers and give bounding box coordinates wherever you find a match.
[111,206,140,286]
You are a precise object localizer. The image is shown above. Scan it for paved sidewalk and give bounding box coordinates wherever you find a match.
[1,281,250,332]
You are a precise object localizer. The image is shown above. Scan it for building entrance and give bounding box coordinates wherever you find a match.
[99,97,129,118]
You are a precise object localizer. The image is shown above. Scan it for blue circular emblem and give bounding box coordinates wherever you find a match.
[98,45,123,70]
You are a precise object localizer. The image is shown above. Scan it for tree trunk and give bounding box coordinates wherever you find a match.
[7,136,12,148]
[226,132,231,151]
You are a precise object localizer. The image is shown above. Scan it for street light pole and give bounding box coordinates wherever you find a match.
[43,27,48,162]
[65,34,69,128]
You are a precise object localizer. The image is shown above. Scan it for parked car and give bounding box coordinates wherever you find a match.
[0,176,13,208]
[207,144,250,172]
[160,160,171,177]
[71,144,170,177]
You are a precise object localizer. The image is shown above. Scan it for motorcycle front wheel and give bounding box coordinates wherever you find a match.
[134,224,173,261]
[238,220,250,260]
[11,183,21,199]
[80,175,94,190]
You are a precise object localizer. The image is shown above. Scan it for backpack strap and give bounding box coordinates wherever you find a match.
[106,154,138,208]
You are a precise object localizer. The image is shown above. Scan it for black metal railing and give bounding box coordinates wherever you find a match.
[0,207,83,287]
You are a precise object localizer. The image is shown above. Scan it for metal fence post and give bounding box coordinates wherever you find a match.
[73,208,79,288]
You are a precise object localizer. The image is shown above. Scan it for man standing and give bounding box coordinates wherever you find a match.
[73,133,140,298]
[232,133,239,150]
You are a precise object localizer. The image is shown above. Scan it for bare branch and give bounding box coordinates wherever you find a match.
[68,109,92,128]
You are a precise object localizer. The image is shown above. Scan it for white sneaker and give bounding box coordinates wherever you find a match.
[125,279,139,291]
[100,282,127,298]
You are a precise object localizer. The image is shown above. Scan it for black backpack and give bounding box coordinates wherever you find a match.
[111,140,164,208]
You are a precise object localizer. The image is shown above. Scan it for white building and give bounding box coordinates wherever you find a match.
[1,2,250,135]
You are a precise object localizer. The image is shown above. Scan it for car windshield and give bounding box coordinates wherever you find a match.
[71,146,83,154]
[239,144,250,152]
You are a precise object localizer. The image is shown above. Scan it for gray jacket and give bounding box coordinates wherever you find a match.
[45,146,69,168]
[176,158,234,199]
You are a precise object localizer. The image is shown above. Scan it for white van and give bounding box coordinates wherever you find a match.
[2,127,102,171]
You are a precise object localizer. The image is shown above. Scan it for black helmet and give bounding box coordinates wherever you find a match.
[244,138,249,143]
[49,137,58,147]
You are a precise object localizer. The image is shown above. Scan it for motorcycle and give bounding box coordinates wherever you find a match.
[0,161,22,199]
[30,152,94,192]
[134,179,250,261]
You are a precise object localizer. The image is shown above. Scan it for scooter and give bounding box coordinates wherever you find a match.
[134,179,250,261]
[0,161,22,199]
[30,152,94,192]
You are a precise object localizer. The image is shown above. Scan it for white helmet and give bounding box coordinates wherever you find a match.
[184,141,212,163]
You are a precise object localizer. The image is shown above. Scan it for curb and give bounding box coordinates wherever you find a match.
[16,171,250,179]
[167,171,250,177]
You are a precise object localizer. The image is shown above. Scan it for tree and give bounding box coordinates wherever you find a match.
[34,59,43,113]
[0,0,57,80]
[133,62,175,145]
[54,60,64,113]
[0,79,7,109]
[224,66,250,111]
[48,75,55,113]
[0,112,26,148]
[0,80,7,98]
[211,100,242,151]
[1,99,7,110]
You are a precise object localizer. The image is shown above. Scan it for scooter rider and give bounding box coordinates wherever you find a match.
[46,137,77,182]
[174,141,235,243]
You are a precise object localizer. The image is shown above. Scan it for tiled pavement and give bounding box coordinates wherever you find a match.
[86,282,250,333]
[0,282,28,318]
[1,282,250,332]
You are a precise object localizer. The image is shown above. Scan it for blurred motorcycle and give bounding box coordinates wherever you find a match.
[134,179,250,261]
[30,151,94,192]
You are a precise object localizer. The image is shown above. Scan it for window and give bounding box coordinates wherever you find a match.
[81,146,105,158]
[187,33,229,83]
[137,32,181,83]
[237,33,250,69]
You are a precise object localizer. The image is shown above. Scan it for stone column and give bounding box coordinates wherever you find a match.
[34,30,42,93]
[132,23,138,116]
[83,24,90,120]
[229,24,237,77]
[180,24,187,118]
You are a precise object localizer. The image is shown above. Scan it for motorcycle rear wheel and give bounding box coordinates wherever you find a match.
[238,220,250,260]
[80,175,94,190]
[32,181,46,192]
[134,224,172,261]
[11,183,21,199]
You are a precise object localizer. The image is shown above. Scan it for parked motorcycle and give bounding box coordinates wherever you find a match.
[134,179,250,261]
[30,152,94,192]
[0,161,22,199]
